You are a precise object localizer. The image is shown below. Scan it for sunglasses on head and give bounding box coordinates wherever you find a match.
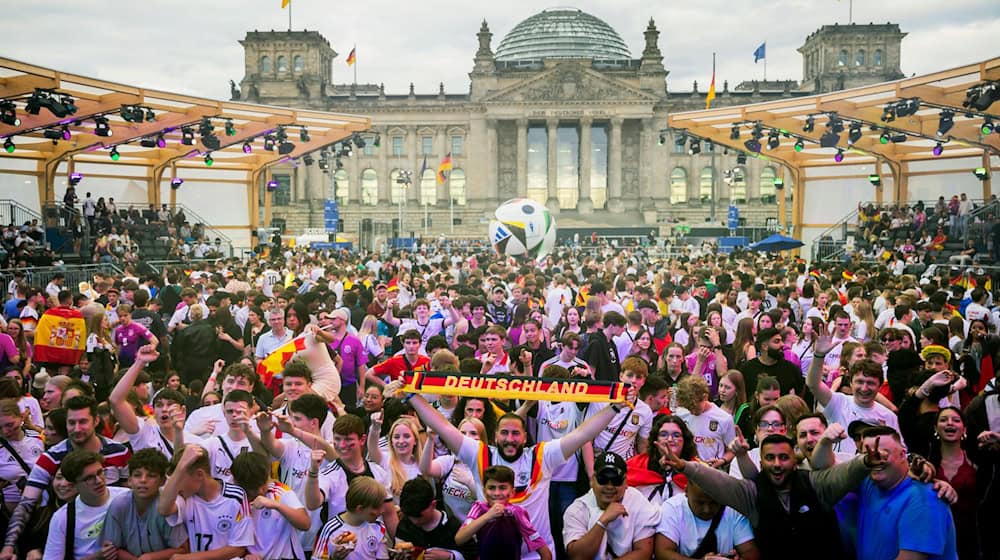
[595,470,625,486]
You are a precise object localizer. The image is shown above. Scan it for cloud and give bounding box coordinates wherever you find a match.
[2,0,997,101]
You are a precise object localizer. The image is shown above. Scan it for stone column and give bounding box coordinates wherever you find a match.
[607,116,624,213]
[516,118,528,198]
[306,163,324,201]
[348,148,361,204]
[377,128,390,204]
[436,126,448,204]
[578,117,593,214]
[295,165,307,203]
[649,115,669,210]
[546,118,560,212]
[407,126,418,203]
[486,118,499,204]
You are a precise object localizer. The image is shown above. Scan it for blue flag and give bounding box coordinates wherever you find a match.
[753,42,766,64]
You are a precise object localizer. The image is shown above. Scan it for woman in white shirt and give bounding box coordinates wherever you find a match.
[367,415,423,505]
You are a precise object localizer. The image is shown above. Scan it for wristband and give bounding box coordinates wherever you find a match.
[400,392,416,404]
[308,470,319,478]
[813,352,827,359]
[596,520,608,531]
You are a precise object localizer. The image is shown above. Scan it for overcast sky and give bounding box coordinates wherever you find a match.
[4,0,998,101]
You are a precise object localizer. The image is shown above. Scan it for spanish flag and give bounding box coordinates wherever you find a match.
[346,47,356,66]
[281,0,290,8]
[34,306,86,365]
[436,153,452,184]
[256,336,309,391]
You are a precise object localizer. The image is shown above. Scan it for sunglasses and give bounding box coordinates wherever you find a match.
[595,471,626,486]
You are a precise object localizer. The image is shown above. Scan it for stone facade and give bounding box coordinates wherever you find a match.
[797,23,906,93]
[237,12,905,244]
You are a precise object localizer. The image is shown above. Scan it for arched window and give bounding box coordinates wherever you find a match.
[293,55,304,73]
[730,166,747,204]
[259,56,271,74]
[334,170,349,205]
[760,166,777,203]
[450,169,466,206]
[670,168,687,204]
[855,49,866,66]
[361,169,377,206]
[838,49,848,66]
[277,56,288,72]
[699,167,714,203]
[420,168,436,206]
[390,169,404,205]
[873,49,883,66]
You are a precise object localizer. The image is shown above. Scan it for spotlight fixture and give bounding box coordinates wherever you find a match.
[828,116,845,134]
[156,133,166,148]
[263,135,276,151]
[936,110,954,137]
[318,156,330,171]
[373,133,381,147]
[688,139,701,155]
[60,96,77,116]
[847,123,862,145]
[352,132,366,148]
[140,137,158,148]
[3,137,13,153]
[766,131,780,150]
[94,117,113,137]
[932,142,944,156]
[225,119,236,136]
[833,149,844,163]
[658,132,666,145]
[743,138,761,153]
[145,108,156,122]
[802,116,815,133]
[879,130,891,145]
[336,157,344,170]
[278,142,295,155]
[266,179,279,191]
[109,146,120,161]
[43,129,64,142]
[204,153,214,166]
[201,133,221,151]
[0,101,19,126]
[69,172,83,186]
[895,98,920,118]
[275,126,288,143]
[982,118,995,135]
[730,125,740,140]
[60,126,71,140]
[180,127,195,145]
[303,154,314,166]
[120,105,145,123]
[675,131,688,147]
[793,139,804,152]
[170,177,184,189]
[963,81,999,112]
[868,174,882,187]
[890,133,907,143]
[974,167,989,181]
[25,89,75,118]
[773,178,784,190]
[242,142,252,154]
[880,106,896,123]
[299,127,310,142]
[736,154,747,165]
[199,117,214,135]
[819,129,840,148]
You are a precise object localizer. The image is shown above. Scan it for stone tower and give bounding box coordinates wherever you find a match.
[236,30,336,109]
[798,23,906,93]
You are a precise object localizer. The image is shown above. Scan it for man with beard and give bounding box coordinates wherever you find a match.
[737,328,804,397]
[806,335,899,454]
[406,386,621,560]
[0,396,131,560]
[659,433,883,560]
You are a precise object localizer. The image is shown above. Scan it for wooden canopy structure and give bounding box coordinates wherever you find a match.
[668,57,1000,239]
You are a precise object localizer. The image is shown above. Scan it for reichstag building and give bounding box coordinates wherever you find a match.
[234,8,905,239]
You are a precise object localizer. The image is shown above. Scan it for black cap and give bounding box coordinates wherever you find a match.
[636,300,658,312]
[595,452,627,478]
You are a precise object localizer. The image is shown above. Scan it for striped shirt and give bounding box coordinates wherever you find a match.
[27,436,130,490]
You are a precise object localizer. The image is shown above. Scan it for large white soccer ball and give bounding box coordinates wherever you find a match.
[488,198,556,260]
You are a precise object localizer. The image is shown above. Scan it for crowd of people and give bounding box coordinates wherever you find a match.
[0,239,995,559]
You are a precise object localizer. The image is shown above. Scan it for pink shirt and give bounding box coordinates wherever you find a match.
[463,501,546,553]
[0,333,18,370]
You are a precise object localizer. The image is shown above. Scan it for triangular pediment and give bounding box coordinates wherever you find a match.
[483,62,660,104]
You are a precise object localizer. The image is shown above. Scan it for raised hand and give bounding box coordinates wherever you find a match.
[255,410,274,433]
[179,445,205,469]
[728,426,750,456]
[213,359,226,375]
[519,349,532,365]
[820,422,846,444]
[862,436,889,469]
[273,412,294,434]
[136,345,159,365]
[310,447,325,470]
[169,404,186,431]
[383,379,405,400]
[814,334,843,356]
[658,439,687,471]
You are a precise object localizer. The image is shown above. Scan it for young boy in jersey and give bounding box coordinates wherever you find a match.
[585,356,652,459]
[202,389,255,483]
[231,451,311,560]
[455,465,552,560]
[364,330,430,388]
[101,448,188,559]
[158,444,255,559]
[44,450,131,560]
[312,476,391,560]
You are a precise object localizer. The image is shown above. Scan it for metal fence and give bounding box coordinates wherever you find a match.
[0,263,122,293]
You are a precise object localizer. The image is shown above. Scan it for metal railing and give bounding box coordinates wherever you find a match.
[964,198,1000,253]
[0,200,42,227]
[86,202,234,259]
[0,262,122,293]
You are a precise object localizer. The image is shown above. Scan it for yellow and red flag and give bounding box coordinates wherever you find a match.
[436,153,452,184]
[256,336,308,390]
[34,307,86,365]
[346,47,356,66]
[706,69,716,109]
[281,0,290,8]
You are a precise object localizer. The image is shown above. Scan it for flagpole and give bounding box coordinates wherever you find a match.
[353,43,357,88]
[448,165,454,234]
[763,44,767,82]
[287,0,292,31]
[710,52,717,224]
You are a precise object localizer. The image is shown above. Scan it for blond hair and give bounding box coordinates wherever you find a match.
[386,417,423,496]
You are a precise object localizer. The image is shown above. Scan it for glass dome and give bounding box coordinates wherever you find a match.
[495,8,632,62]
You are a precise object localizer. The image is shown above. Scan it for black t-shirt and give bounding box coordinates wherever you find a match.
[582,328,621,382]
[737,357,804,397]
[395,509,477,560]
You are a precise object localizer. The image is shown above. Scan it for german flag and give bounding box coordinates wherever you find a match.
[436,153,452,184]
[281,0,290,7]
[346,47,356,66]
